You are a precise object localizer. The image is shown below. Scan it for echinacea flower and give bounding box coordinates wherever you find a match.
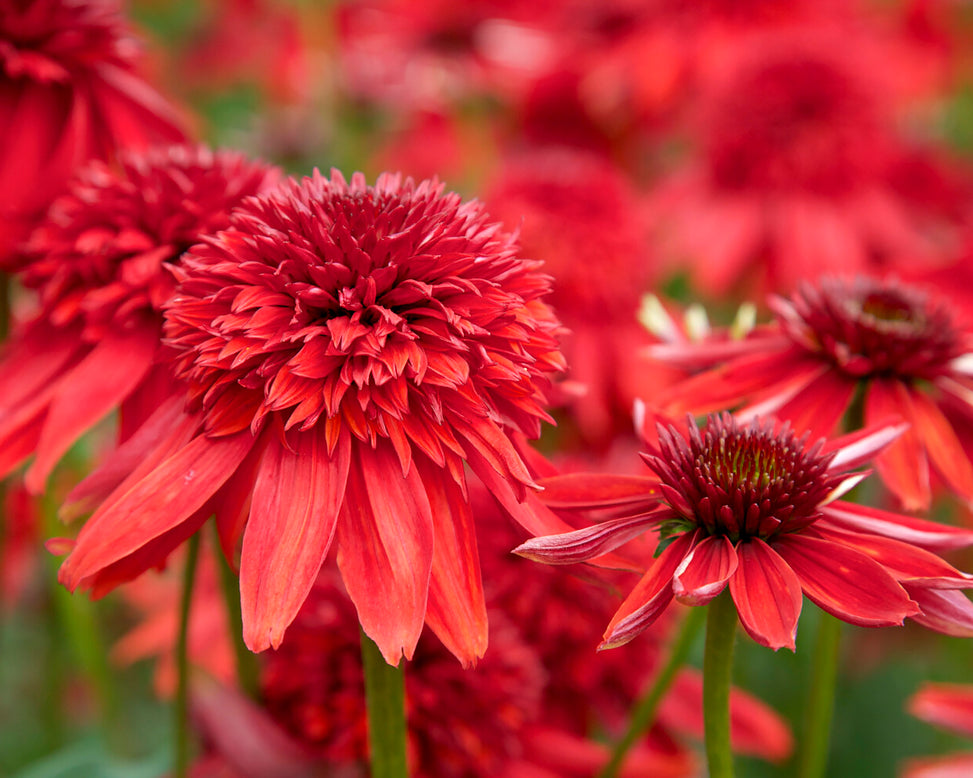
[0,0,186,265]
[516,413,973,651]
[904,683,973,778]
[484,149,656,445]
[0,145,279,493]
[649,274,973,511]
[648,30,946,296]
[58,170,567,666]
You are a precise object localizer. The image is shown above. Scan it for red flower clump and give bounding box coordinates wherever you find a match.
[649,274,973,510]
[58,170,567,667]
[0,144,279,493]
[517,413,973,651]
[0,0,187,264]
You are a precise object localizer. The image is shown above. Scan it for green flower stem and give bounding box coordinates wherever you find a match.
[212,527,260,698]
[41,493,120,743]
[704,590,738,778]
[797,612,842,778]
[174,532,202,778]
[598,605,707,778]
[361,629,408,778]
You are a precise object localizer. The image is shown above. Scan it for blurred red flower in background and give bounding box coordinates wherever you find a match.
[0,144,279,493]
[58,170,569,667]
[0,0,187,265]
[904,683,973,778]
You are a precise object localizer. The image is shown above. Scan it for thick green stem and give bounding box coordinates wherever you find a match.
[598,605,707,778]
[704,590,738,778]
[212,528,260,698]
[361,630,408,778]
[174,533,201,778]
[797,612,842,778]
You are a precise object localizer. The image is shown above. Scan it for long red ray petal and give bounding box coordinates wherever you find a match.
[336,440,435,665]
[27,324,158,493]
[908,684,973,736]
[819,501,973,552]
[907,587,973,637]
[673,534,738,606]
[809,526,973,589]
[59,430,255,590]
[866,378,931,511]
[824,421,910,470]
[600,531,697,650]
[514,512,661,565]
[414,455,487,667]
[729,539,803,651]
[743,368,855,442]
[536,472,659,511]
[901,753,973,778]
[908,389,973,503]
[773,534,918,627]
[0,319,80,410]
[240,425,351,652]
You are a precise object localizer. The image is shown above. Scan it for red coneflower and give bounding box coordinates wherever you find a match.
[0,145,280,493]
[648,30,943,296]
[58,170,567,666]
[649,274,973,510]
[484,149,656,446]
[0,0,186,264]
[516,413,973,651]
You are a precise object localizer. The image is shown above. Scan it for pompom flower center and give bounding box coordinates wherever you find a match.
[777,277,964,380]
[645,415,841,544]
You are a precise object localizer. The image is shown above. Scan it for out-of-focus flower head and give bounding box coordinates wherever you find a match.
[648,29,950,296]
[648,274,973,511]
[0,144,280,493]
[484,149,656,446]
[57,169,568,668]
[0,0,187,265]
[904,683,973,778]
[517,413,973,651]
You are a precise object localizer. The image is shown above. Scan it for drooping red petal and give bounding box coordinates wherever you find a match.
[59,430,255,590]
[240,425,351,652]
[742,367,854,441]
[672,534,738,606]
[336,439,435,664]
[26,323,159,492]
[728,538,803,650]
[514,512,662,565]
[908,684,973,738]
[908,587,973,637]
[819,501,973,552]
[810,526,973,589]
[866,378,931,510]
[773,534,919,627]
[0,319,80,409]
[600,531,697,650]
[536,472,659,511]
[908,389,973,504]
[414,455,487,667]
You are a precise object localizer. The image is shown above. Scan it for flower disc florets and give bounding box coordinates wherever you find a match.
[644,414,842,543]
[164,170,565,446]
[21,145,280,342]
[774,276,964,380]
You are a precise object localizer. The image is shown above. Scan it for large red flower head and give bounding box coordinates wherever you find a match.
[517,414,973,652]
[484,149,656,445]
[58,169,567,667]
[0,144,280,493]
[649,274,973,511]
[0,0,186,264]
